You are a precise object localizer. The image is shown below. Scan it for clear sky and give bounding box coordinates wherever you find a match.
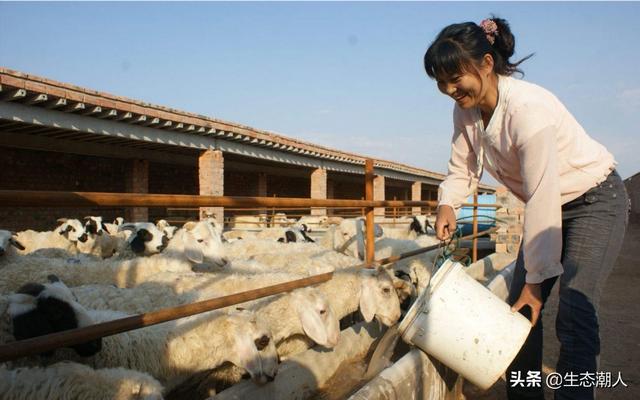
[1,1,639,185]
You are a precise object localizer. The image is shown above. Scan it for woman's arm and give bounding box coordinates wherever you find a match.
[515,109,564,284]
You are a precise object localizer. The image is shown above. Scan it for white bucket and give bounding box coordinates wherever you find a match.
[397,259,532,390]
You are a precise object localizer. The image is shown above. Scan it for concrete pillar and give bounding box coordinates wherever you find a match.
[310,168,327,216]
[411,181,422,215]
[125,159,148,222]
[373,175,385,217]
[199,149,224,223]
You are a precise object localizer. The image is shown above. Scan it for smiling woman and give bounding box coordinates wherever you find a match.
[422,16,629,400]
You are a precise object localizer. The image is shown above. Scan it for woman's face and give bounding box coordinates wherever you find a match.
[436,71,486,109]
[435,55,495,110]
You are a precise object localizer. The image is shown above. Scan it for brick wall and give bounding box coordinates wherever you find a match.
[0,146,127,231]
[492,186,525,255]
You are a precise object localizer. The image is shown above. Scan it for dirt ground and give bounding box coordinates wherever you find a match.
[465,220,639,399]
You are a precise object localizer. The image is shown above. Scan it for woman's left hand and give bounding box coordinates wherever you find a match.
[511,282,543,326]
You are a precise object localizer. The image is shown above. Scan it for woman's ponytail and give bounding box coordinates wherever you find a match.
[424,16,533,79]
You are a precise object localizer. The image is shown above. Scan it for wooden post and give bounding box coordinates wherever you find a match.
[365,159,375,267]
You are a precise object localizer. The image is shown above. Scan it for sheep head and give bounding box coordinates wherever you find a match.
[56,219,88,243]
[291,287,340,348]
[227,310,278,384]
[7,275,102,357]
[333,218,384,259]
[359,268,402,327]
[119,223,168,256]
[0,230,25,256]
[172,220,227,268]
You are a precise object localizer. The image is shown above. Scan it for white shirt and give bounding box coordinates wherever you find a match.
[438,75,616,283]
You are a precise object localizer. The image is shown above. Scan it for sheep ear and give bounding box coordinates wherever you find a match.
[183,221,197,232]
[359,273,376,323]
[56,218,68,224]
[101,222,110,234]
[9,238,25,251]
[293,292,328,346]
[184,231,204,264]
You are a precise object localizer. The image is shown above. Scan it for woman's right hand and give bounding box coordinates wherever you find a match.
[435,205,457,241]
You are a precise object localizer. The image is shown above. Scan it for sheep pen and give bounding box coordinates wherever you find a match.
[0,213,504,400]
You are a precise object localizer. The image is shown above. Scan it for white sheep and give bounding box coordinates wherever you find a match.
[8,222,79,259]
[117,222,168,257]
[296,215,330,230]
[0,220,229,294]
[103,217,125,237]
[224,239,357,276]
[0,230,25,261]
[315,266,402,327]
[324,218,441,291]
[231,215,269,230]
[156,219,179,240]
[0,362,164,400]
[2,278,279,391]
[70,280,339,359]
[252,226,315,243]
[270,213,296,227]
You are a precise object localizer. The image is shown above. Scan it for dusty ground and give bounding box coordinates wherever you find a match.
[465,220,639,399]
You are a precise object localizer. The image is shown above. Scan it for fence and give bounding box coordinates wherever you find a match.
[0,159,499,363]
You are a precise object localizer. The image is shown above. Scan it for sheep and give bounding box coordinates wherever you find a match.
[315,266,402,327]
[83,216,111,236]
[70,282,200,315]
[0,230,25,260]
[156,219,179,240]
[0,220,228,294]
[55,219,89,245]
[322,217,441,291]
[296,215,330,230]
[319,217,384,259]
[8,222,79,259]
[231,215,269,230]
[0,362,164,400]
[1,275,103,357]
[0,252,197,295]
[253,226,315,243]
[117,223,168,257]
[103,217,125,237]
[223,240,357,277]
[381,215,438,241]
[221,230,255,243]
[71,217,127,259]
[270,213,296,228]
[2,277,279,391]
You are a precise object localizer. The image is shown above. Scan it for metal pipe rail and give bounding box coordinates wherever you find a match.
[0,190,439,209]
[0,190,499,209]
[351,227,499,269]
[0,272,333,364]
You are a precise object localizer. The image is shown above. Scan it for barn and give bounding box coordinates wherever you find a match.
[0,67,493,232]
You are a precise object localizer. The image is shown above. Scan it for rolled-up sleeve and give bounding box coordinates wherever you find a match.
[438,108,480,210]
[515,108,564,284]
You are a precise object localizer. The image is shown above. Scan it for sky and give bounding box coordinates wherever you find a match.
[1,1,639,186]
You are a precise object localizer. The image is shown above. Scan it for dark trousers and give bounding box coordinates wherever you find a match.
[506,170,629,400]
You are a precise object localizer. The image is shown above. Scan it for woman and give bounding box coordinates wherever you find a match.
[425,17,629,400]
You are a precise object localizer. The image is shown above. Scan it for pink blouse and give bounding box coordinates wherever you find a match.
[438,75,616,284]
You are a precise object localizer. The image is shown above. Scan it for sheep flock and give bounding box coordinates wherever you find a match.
[0,213,440,399]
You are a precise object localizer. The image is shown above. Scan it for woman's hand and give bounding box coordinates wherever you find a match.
[435,205,457,240]
[511,283,543,326]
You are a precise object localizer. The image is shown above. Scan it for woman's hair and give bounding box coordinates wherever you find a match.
[423,16,532,80]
